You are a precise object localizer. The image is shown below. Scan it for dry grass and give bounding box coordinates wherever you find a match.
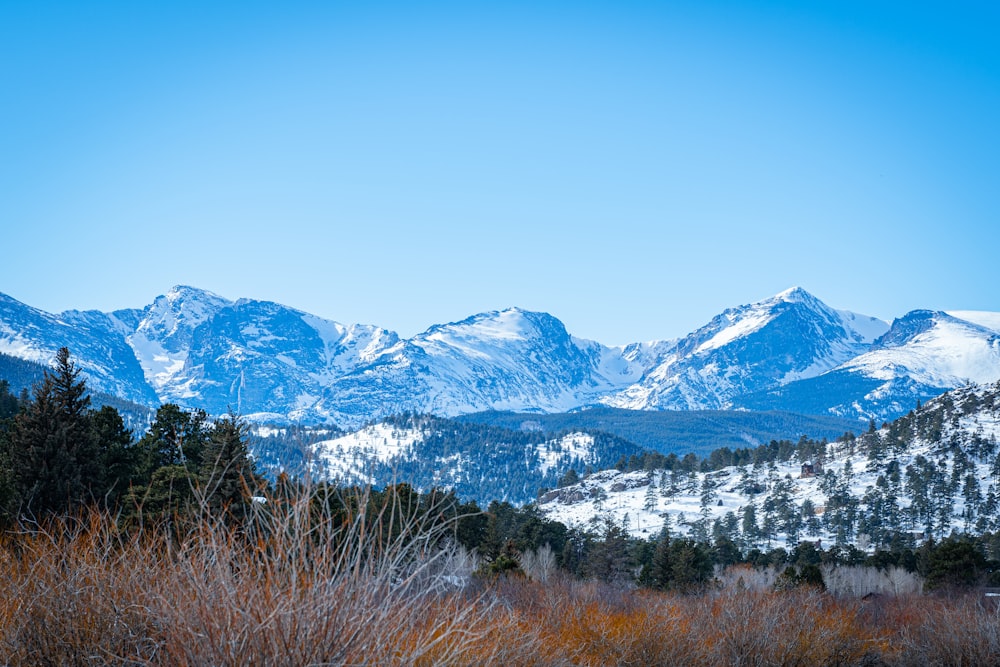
[0,488,502,666]
[0,493,998,666]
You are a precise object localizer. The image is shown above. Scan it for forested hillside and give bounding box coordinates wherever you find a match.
[542,380,1000,552]
[457,406,864,457]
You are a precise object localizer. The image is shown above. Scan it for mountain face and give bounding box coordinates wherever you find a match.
[0,286,997,426]
[125,287,399,421]
[602,287,889,411]
[738,309,1000,420]
[316,308,647,425]
[0,293,157,405]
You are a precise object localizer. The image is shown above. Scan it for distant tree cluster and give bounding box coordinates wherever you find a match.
[0,348,262,524]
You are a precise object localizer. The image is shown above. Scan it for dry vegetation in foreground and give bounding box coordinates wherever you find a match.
[1,493,999,666]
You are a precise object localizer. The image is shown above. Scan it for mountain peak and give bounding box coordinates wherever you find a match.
[773,286,818,305]
[423,307,567,343]
[165,285,230,305]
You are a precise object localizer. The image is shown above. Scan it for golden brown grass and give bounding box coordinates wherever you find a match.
[1,494,998,666]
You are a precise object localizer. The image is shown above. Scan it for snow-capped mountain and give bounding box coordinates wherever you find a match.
[602,287,889,411]
[0,285,997,427]
[124,287,399,421]
[739,309,1000,420]
[315,308,647,425]
[0,292,157,405]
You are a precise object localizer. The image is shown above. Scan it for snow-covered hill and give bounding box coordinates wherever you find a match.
[541,381,1000,549]
[316,308,648,425]
[306,414,639,505]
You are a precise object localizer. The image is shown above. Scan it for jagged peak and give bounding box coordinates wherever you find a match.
[428,307,564,333]
[164,285,231,305]
[769,286,825,308]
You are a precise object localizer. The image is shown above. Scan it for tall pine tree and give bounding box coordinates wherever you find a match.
[8,348,98,514]
[199,414,258,519]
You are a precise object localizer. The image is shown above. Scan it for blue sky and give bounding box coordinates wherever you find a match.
[2,1,998,344]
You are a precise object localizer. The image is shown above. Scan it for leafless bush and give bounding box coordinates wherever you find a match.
[886,594,1000,666]
[0,487,501,666]
[689,588,879,666]
[823,564,923,597]
[521,543,558,583]
[2,496,997,666]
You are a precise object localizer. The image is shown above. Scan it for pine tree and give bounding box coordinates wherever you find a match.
[0,379,20,420]
[199,414,258,519]
[646,526,672,589]
[138,403,210,476]
[643,473,658,512]
[583,518,632,583]
[8,348,97,514]
[741,503,760,550]
[90,405,138,505]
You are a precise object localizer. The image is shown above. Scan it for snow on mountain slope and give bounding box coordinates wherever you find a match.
[857,311,1000,386]
[300,313,399,379]
[603,287,889,411]
[1,285,996,429]
[127,286,232,398]
[947,310,1000,334]
[311,415,606,504]
[542,381,1000,544]
[166,298,399,420]
[315,422,429,482]
[737,310,1000,421]
[317,308,649,426]
[835,307,891,344]
[0,292,157,404]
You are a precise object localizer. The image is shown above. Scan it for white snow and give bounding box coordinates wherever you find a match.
[845,314,1000,386]
[695,311,772,354]
[127,332,188,391]
[948,311,1000,334]
[535,433,595,476]
[542,383,1000,546]
[0,324,48,363]
[314,423,427,482]
[835,309,891,344]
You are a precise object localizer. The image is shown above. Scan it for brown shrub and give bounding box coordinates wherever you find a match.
[1,500,998,666]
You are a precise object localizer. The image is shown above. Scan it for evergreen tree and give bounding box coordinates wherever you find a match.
[7,348,98,514]
[645,526,673,589]
[646,535,713,592]
[0,379,20,421]
[584,518,632,582]
[138,403,210,477]
[90,405,138,505]
[557,468,579,488]
[643,472,658,512]
[924,537,989,590]
[741,503,760,550]
[801,499,822,538]
[199,414,258,518]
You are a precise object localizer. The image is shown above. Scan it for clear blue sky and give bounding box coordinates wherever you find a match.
[2,1,998,344]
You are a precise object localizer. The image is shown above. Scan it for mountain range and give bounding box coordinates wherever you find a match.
[1,286,999,427]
